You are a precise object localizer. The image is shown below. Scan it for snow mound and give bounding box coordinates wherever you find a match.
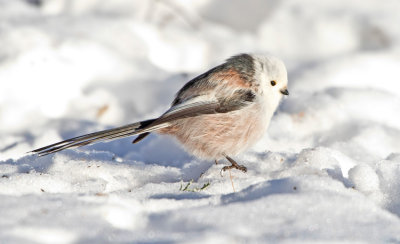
[1,0,400,242]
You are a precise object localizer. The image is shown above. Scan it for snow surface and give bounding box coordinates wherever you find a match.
[1,0,400,243]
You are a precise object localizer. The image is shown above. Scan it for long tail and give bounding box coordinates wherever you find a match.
[31,118,166,156]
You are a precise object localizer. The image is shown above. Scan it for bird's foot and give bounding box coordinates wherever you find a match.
[221,155,247,173]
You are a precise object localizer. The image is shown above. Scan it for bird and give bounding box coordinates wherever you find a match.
[31,53,289,173]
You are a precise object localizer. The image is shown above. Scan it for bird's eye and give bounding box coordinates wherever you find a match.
[270,80,277,86]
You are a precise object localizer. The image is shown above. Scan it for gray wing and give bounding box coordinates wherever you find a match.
[155,88,256,124]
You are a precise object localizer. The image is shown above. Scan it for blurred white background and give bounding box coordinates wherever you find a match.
[1,1,400,243]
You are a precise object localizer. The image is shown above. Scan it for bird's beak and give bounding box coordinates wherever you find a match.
[280,88,289,96]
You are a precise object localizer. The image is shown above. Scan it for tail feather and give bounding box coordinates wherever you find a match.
[132,132,150,144]
[31,118,163,156]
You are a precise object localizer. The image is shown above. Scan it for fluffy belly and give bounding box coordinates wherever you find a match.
[158,104,269,160]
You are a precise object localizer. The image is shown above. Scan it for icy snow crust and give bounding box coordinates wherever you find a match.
[1,0,400,243]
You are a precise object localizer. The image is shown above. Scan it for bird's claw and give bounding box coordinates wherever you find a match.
[221,164,247,173]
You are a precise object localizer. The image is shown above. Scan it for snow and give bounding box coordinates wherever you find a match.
[1,0,400,242]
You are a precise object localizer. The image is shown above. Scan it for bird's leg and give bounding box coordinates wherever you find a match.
[221,155,247,173]
[215,160,218,165]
